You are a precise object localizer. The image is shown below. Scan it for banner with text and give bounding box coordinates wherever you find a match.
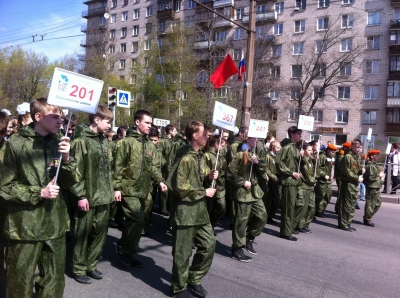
[212,101,237,131]
[248,119,269,139]
[298,115,314,132]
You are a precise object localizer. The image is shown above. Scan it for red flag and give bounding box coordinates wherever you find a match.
[210,54,238,89]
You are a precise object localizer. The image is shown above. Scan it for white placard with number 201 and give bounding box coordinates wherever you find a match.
[248,119,269,138]
[212,101,237,132]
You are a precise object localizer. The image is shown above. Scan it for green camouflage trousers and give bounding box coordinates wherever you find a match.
[73,204,110,275]
[293,186,315,229]
[109,201,124,223]
[171,224,215,294]
[118,196,145,259]
[206,197,226,228]
[265,184,281,221]
[364,187,381,221]
[334,178,341,214]
[144,192,153,231]
[7,236,66,298]
[280,185,299,237]
[232,199,267,249]
[315,182,332,213]
[160,189,168,213]
[338,181,358,228]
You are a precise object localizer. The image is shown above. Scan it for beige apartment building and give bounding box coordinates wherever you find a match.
[82,0,400,150]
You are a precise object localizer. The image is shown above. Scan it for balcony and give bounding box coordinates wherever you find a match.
[256,34,275,43]
[213,0,234,8]
[80,39,87,47]
[242,11,277,24]
[386,122,400,134]
[389,44,400,55]
[195,1,213,12]
[194,40,215,49]
[390,19,400,29]
[157,9,175,20]
[389,71,400,80]
[214,18,234,28]
[387,97,400,107]
[82,7,107,18]
[392,0,400,7]
[81,24,87,32]
[83,0,104,4]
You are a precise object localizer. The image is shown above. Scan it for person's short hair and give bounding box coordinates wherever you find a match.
[89,105,113,124]
[64,114,78,127]
[238,126,248,135]
[134,110,151,123]
[392,142,399,149]
[269,140,281,151]
[288,126,302,137]
[165,124,176,135]
[204,135,221,152]
[0,112,10,136]
[309,140,317,146]
[265,135,275,143]
[204,125,213,135]
[30,98,63,124]
[303,143,312,150]
[149,126,159,138]
[351,139,363,146]
[104,130,115,138]
[117,125,127,136]
[185,121,204,141]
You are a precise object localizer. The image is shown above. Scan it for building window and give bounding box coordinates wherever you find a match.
[335,135,348,146]
[388,82,400,97]
[159,21,166,32]
[133,9,140,19]
[367,36,380,50]
[367,11,381,25]
[256,25,267,39]
[269,90,279,100]
[271,109,278,121]
[362,111,377,124]
[338,87,350,99]
[387,108,400,123]
[111,14,117,23]
[316,41,327,53]
[271,66,281,77]
[234,28,245,40]
[134,0,140,3]
[313,110,323,122]
[110,30,116,39]
[185,16,194,28]
[120,43,126,52]
[313,87,325,99]
[256,4,267,13]
[364,86,378,100]
[146,23,152,34]
[144,40,150,50]
[390,30,400,45]
[119,59,125,69]
[213,87,229,99]
[146,6,153,17]
[340,62,352,75]
[342,0,354,4]
[215,31,227,41]
[123,0,128,5]
[109,45,115,54]
[132,42,138,52]
[130,75,137,84]
[175,1,181,11]
[273,23,283,35]
[292,65,302,78]
[131,58,137,68]
[366,61,379,74]
[342,14,354,28]
[233,49,242,60]
[336,110,349,123]
[144,57,149,67]
[390,56,400,71]
[318,0,329,8]
[275,2,284,14]
[133,25,139,36]
[295,0,306,10]
[122,11,128,21]
[317,17,329,30]
[341,38,353,51]
[289,109,299,121]
[236,8,244,20]
[187,0,196,9]
[112,0,117,8]
[293,42,304,55]
[272,45,282,57]
[291,89,300,100]
[294,20,305,33]
[121,27,127,38]
[315,64,326,76]
[157,38,163,47]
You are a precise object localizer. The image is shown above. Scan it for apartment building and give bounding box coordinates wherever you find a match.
[82,0,400,150]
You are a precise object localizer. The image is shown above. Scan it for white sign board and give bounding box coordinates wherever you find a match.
[117,89,131,108]
[298,115,314,131]
[48,68,103,114]
[212,101,237,131]
[153,118,170,127]
[248,119,269,138]
[386,143,392,155]
[367,127,373,141]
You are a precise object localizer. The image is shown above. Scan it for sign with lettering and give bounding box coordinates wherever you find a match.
[298,115,314,131]
[317,127,344,133]
[248,119,269,138]
[212,101,237,131]
[153,118,170,127]
[48,68,103,114]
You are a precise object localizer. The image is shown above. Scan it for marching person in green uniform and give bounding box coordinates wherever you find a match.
[203,134,226,234]
[363,150,384,227]
[334,142,351,214]
[314,143,338,218]
[168,121,218,298]
[293,143,315,233]
[227,137,267,262]
[265,140,282,224]
[69,106,114,284]
[338,139,364,232]
[275,126,303,241]
[1,98,77,298]
[114,110,167,267]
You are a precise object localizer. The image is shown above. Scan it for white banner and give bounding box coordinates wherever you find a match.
[248,119,269,138]
[153,118,170,127]
[48,68,103,114]
[298,115,314,131]
[212,101,237,131]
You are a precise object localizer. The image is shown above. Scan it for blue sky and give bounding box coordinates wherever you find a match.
[0,0,86,62]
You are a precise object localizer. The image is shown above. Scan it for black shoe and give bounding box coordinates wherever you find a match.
[174,289,195,298]
[161,210,170,216]
[87,269,103,279]
[74,275,91,284]
[299,228,310,234]
[131,259,145,268]
[280,235,298,241]
[141,231,151,237]
[304,227,312,233]
[315,212,325,218]
[116,246,131,266]
[245,238,257,255]
[340,226,352,232]
[267,218,275,224]
[109,220,119,228]
[188,284,208,298]
[231,248,252,262]
[292,229,300,235]
[348,225,357,231]
[355,205,360,210]
[364,220,375,227]
[213,230,217,237]
[192,243,196,249]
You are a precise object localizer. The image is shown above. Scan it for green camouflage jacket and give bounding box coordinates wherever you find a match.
[275,141,302,187]
[167,133,189,172]
[158,135,172,173]
[266,151,279,184]
[203,148,226,199]
[0,138,5,162]
[300,156,316,188]
[315,151,334,184]
[226,137,241,165]
[113,129,164,199]
[364,161,382,189]
[227,151,264,202]
[0,124,77,240]
[167,147,212,226]
[339,150,362,184]
[69,124,114,206]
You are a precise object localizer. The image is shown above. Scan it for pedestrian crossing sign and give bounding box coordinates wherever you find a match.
[117,90,131,108]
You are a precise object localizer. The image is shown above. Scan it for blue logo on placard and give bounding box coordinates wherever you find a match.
[57,74,69,92]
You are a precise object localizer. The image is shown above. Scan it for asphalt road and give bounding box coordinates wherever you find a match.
[64,197,400,298]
